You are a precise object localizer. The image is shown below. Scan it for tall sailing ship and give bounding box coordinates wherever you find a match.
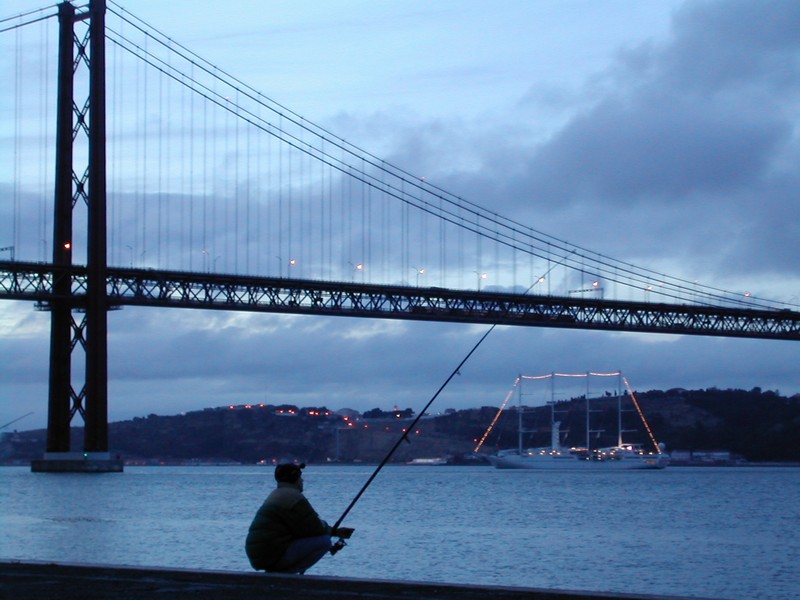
[479,371,668,470]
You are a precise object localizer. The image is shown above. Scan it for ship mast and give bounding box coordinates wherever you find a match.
[586,372,591,450]
[618,372,623,447]
[517,374,523,454]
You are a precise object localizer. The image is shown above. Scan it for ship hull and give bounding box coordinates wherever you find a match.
[487,450,668,470]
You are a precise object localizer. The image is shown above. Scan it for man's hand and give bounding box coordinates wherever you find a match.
[332,527,354,539]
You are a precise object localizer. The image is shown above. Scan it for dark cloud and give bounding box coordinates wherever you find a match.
[527,92,787,201]
[662,0,800,93]
[426,0,800,284]
[513,1,798,205]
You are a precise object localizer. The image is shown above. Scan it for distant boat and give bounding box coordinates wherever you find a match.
[482,372,668,470]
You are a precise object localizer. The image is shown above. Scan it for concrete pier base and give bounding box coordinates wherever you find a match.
[30,452,124,473]
[0,561,722,600]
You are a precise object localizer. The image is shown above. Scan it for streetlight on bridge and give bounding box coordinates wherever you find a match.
[349,261,364,281]
[473,271,488,291]
[411,267,425,287]
[276,256,297,278]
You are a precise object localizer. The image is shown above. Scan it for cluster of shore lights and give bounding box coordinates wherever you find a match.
[225,405,331,417]
[339,419,421,435]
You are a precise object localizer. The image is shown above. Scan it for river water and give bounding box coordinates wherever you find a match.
[1,465,798,599]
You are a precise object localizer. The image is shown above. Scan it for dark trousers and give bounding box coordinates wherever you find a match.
[270,535,332,574]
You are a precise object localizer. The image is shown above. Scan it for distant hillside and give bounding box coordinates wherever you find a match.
[2,388,799,464]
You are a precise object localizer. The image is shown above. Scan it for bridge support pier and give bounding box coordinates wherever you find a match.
[34,0,121,473]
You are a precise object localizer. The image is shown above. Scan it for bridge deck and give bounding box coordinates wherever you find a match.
[2,261,798,340]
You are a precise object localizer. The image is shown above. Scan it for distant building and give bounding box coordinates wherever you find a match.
[669,449,746,466]
[335,408,361,419]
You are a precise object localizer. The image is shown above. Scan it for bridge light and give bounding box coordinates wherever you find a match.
[348,262,364,281]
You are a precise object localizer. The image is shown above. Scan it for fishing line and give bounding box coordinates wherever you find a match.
[331,250,576,534]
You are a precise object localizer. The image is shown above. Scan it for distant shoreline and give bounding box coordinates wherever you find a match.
[3,460,800,468]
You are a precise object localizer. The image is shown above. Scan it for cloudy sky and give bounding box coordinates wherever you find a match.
[1,0,799,431]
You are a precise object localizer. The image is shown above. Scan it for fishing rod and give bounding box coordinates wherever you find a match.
[330,252,576,552]
[331,325,495,533]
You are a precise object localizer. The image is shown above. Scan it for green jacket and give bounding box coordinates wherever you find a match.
[245,482,331,570]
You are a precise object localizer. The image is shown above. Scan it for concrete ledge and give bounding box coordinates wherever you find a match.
[1,560,720,599]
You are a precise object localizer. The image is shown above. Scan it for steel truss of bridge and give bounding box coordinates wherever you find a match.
[2,261,798,340]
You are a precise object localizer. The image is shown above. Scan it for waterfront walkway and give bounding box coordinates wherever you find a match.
[1,561,719,599]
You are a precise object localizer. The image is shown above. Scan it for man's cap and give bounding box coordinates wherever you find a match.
[274,462,305,483]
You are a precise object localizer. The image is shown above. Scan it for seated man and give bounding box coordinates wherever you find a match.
[245,462,352,574]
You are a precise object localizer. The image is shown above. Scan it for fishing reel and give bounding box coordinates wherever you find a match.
[329,526,354,555]
[329,538,347,555]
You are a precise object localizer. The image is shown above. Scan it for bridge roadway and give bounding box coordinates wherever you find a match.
[1,261,799,340]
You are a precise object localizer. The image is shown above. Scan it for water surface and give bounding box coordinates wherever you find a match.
[2,465,798,599]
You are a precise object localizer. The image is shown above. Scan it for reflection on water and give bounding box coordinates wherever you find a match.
[1,465,799,600]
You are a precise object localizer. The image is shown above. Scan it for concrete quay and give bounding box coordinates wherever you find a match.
[1,560,721,600]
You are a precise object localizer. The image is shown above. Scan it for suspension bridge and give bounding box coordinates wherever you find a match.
[1,1,798,471]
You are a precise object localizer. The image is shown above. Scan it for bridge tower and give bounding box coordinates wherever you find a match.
[31,0,121,472]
